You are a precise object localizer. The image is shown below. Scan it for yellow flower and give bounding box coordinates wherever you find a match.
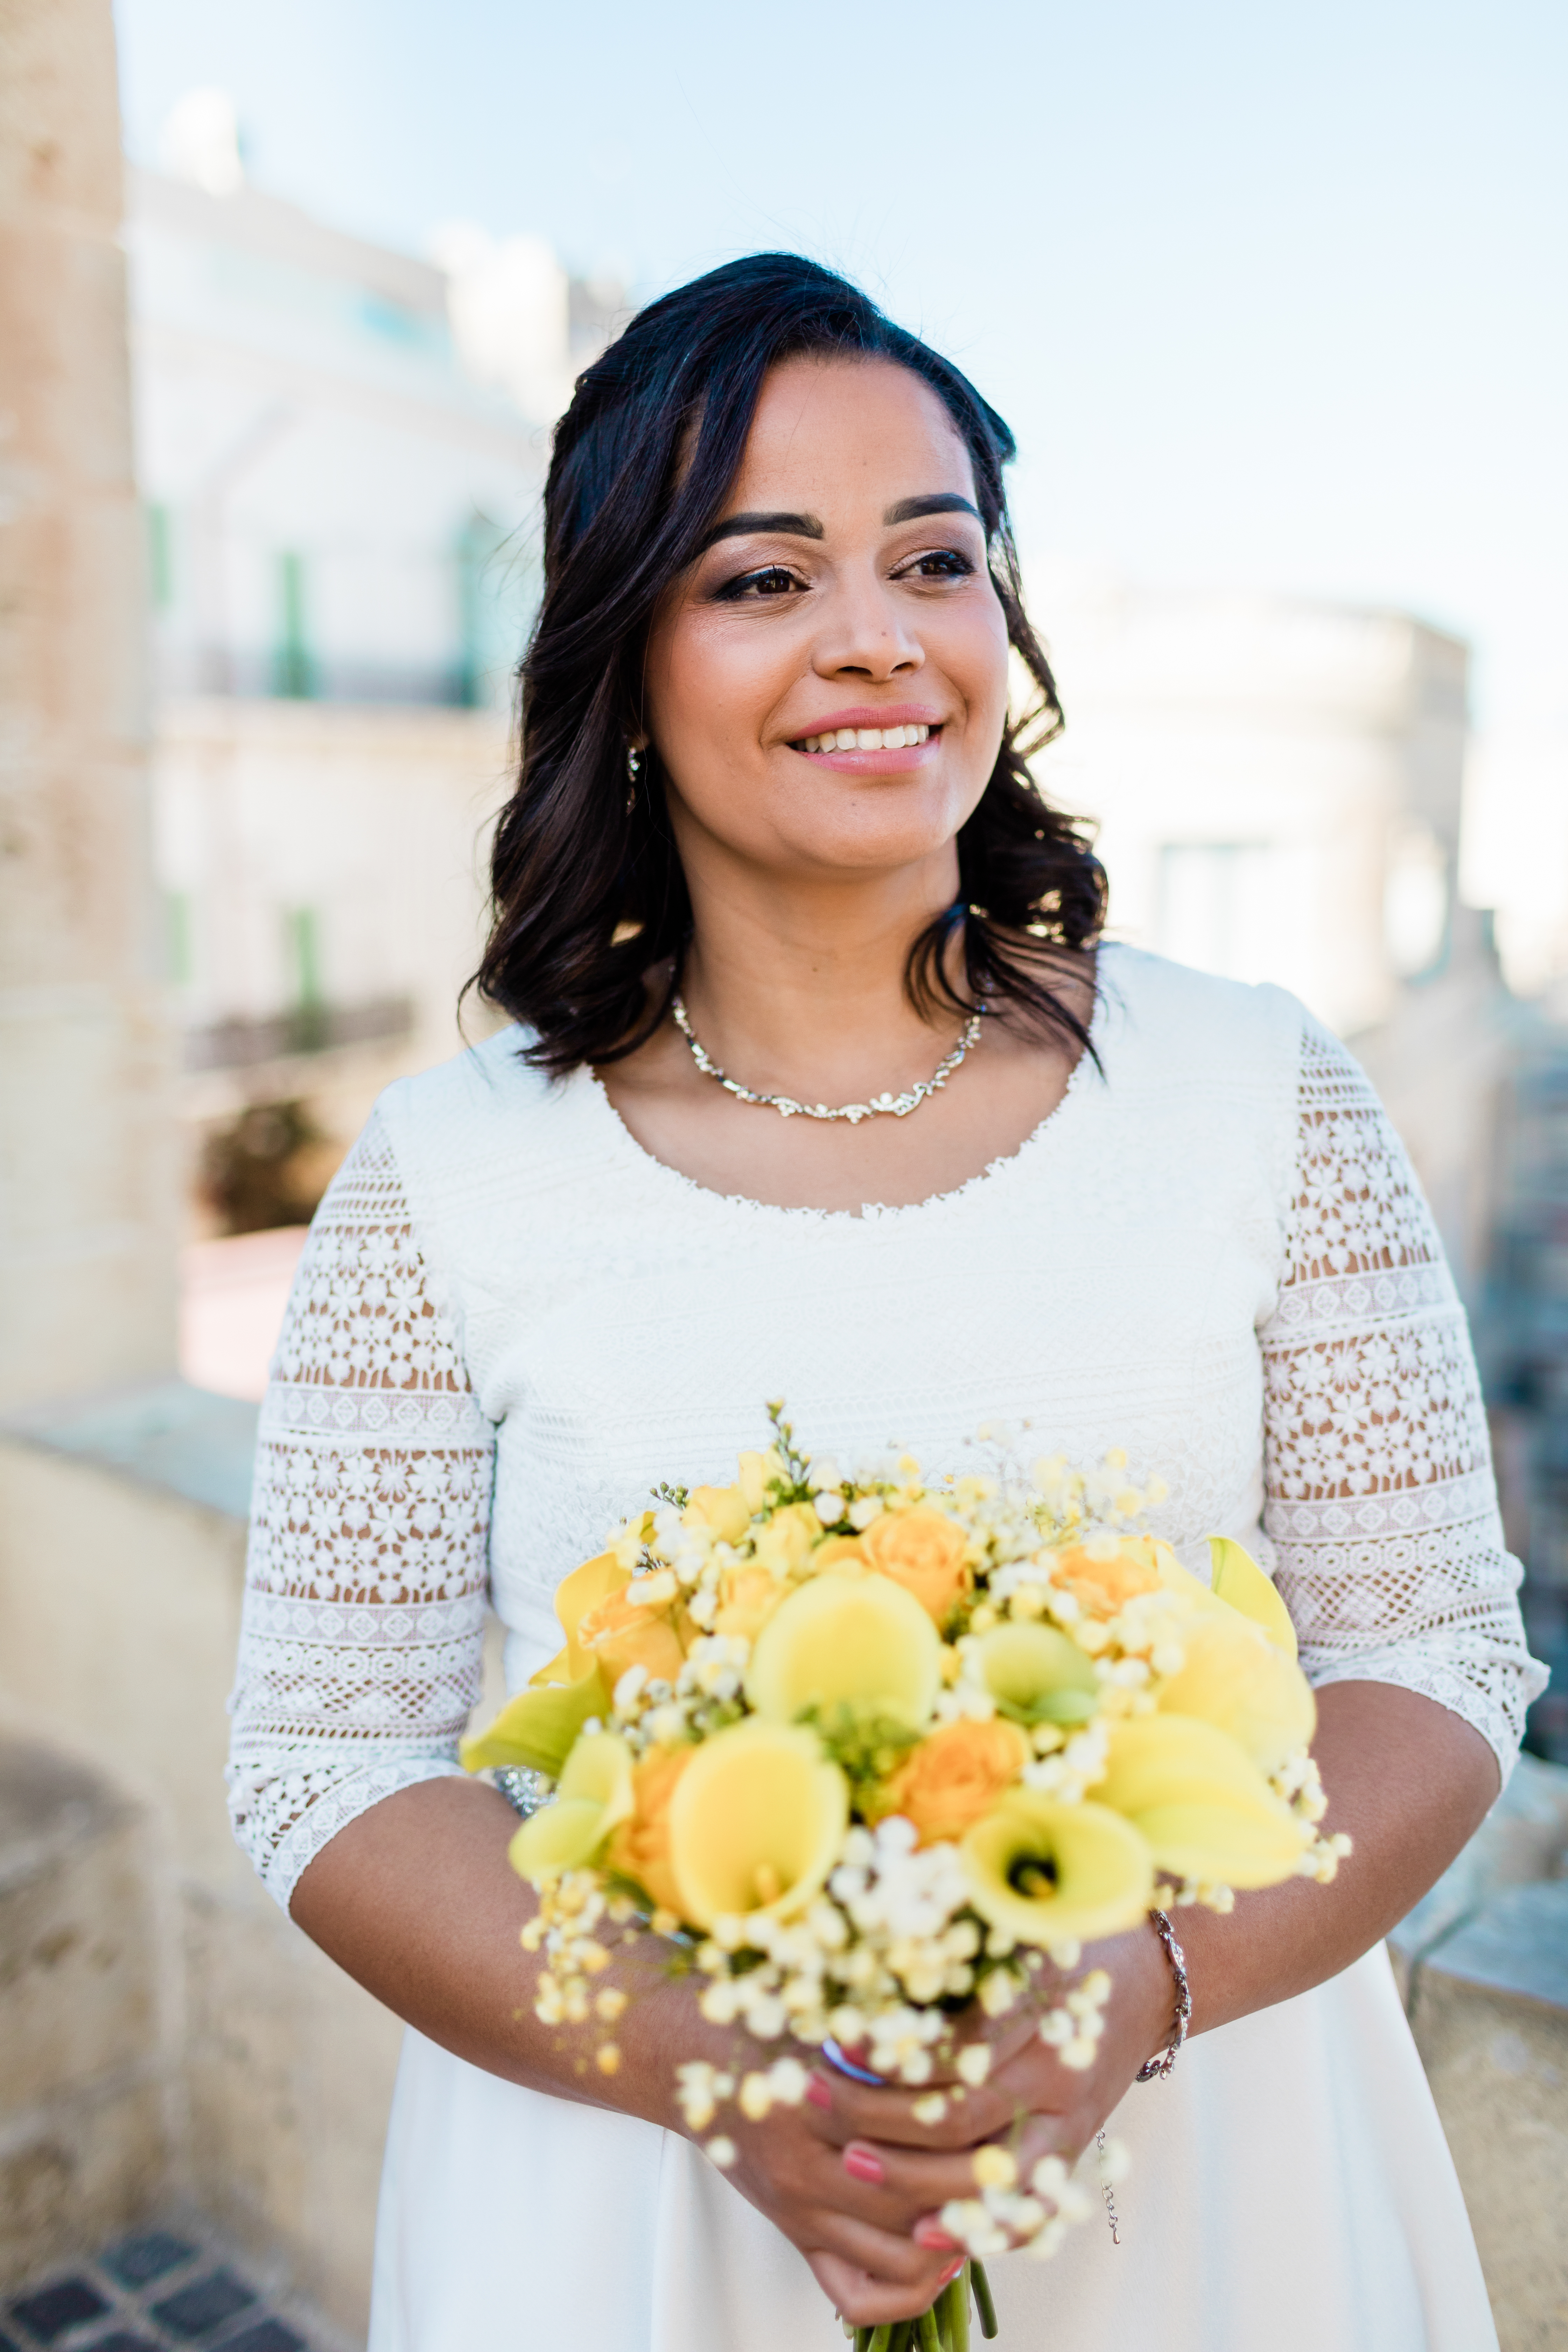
[459,1666,612,1779]
[667,1720,849,1927]
[529,1550,633,1686]
[606,1743,694,1914]
[685,1485,751,1545]
[811,1534,870,1572]
[1051,1540,1162,1619]
[861,1505,972,1624]
[713,1562,787,1643]
[575,1583,689,1688]
[1094,1714,1304,1888]
[751,1501,823,1579]
[1155,1607,1315,1775]
[974,1622,1101,1727]
[737,1448,785,1513]
[961,1792,1153,1946]
[872,1719,1031,1846]
[507,1730,635,1885]
[1206,1536,1299,1659]
[745,1572,942,1730]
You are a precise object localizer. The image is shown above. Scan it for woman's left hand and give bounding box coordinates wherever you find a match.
[797,1917,1174,2296]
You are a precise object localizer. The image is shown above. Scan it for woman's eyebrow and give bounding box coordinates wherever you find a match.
[883,493,981,524]
[699,510,824,548]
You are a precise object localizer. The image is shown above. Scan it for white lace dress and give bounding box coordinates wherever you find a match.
[227,945,1542,2352]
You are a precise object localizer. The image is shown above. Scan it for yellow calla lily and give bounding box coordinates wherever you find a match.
[460,1666,612,1779]
[668,1720,849,1928]
[1095,1715,1304,1889]
[961,1792,1153,1947]
[745,1572,941,1730]
[528,1550,634,1687]
[1207,1536,1298,1659]
[974,1622,1101,1727]
[507,1729,635,1885]
[1155,1606,1315,1775]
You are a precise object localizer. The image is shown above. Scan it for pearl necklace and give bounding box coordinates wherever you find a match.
[670,994,986,1124]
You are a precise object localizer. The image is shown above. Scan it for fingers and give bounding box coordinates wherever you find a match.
[802,2064,1022,2154]
[834,2109,1076,2227]
[807,2244,965,2330]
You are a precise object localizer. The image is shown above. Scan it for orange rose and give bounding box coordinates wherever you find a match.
[861,1506,971,1624]
[607,1744,693,1913]
[1052,1540,1161,1619]
[873,1719,1031,1846]
[578,1585,688,1686]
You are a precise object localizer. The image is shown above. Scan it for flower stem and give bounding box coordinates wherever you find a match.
[971,2260,999,2340]
[944,2270,971,2352]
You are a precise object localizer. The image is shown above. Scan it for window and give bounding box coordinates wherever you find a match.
[273,551,315,698]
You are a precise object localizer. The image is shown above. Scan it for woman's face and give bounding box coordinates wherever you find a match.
[643,356,1011,890]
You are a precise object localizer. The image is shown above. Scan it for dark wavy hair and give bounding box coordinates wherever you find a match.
[475,252,1106,1072]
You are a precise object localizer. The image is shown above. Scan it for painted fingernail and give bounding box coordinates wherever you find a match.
[938,2259,964,2287]
[842,2143,885,2185]
[914,2220,959,2252]
[805,2073,833,2111]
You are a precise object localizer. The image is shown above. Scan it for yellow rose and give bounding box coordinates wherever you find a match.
[752,1501,823,1578]
[873,1718,1031,1845]
[962,1791,1153,1947]
[576,1584,688,1687]
[812,1534,870,1572]
[685,1484,751,1545]
[737,1448,785,1513]
[861,1505,971,1624]
[1094,1714,1304,1889]
[746,1571,942,1730]
[668,1720,849,1927]
[714,1561,787,1643]
[606,1743,693,1913]
[508,1730,635,1885]
[1156,1609,1315,1775]
[1051,1539,1162,1619]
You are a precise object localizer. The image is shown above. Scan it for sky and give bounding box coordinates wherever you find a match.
[113,0,1568,967]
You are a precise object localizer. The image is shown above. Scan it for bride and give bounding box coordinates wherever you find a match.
[227,253,1541,2351]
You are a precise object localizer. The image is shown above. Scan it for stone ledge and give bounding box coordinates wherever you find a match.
[0,1383,259,1523]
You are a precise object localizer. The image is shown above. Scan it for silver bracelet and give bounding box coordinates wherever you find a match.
[1135,1909,1192,2082]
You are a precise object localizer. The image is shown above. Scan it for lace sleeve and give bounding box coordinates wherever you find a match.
[225,1107,495,1911]
[1260,1024,1546,1783]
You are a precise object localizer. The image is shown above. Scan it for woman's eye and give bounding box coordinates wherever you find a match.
[902,548,975,581]
[715,564,804,601]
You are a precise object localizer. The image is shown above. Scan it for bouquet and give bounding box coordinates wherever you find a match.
[463,1407,1346,2351]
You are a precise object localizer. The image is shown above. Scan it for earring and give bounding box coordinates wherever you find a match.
[626,743,645,783]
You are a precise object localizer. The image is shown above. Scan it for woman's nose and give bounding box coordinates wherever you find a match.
[811,571,924,681]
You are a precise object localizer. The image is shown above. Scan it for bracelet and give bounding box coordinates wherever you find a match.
[1135,1909,1192,2082]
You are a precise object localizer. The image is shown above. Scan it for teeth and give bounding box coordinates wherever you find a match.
[800,724,931,754]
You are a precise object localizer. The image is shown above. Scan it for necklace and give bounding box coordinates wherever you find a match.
[671,994,985,1124]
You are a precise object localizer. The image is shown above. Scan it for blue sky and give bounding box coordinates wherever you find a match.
[114,0,1566,742]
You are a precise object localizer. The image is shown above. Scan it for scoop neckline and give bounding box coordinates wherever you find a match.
[580,947,1116,1226]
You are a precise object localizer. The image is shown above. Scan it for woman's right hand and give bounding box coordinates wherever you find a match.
[606,1970,969,2328]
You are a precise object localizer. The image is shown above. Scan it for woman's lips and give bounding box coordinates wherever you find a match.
[788,721,944,774]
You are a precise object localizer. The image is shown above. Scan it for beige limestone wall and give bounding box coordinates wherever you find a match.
[0,0,178,1409]
[0,1433,402,2335]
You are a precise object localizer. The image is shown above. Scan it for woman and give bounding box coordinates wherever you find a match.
[227,254,1541,2351]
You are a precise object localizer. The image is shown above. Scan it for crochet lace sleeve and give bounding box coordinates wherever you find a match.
[225,1106,495,1911]
[1260,1024,1545,1783]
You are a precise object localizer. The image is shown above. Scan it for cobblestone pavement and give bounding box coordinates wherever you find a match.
[3,2231,316,2352]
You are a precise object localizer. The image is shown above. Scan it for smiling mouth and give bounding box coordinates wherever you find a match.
[791,723,936,754]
